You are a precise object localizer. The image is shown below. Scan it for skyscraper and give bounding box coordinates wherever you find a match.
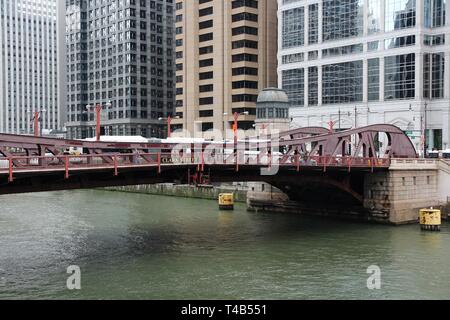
[172,0,278,137]
[279,0,450,153]
[0,0,63,134]
[64,0,175,139]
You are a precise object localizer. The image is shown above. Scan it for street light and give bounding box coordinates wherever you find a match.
[86,101,112,142]
[28,108,47,137]
[233,111,249,148]
[423,102,428,158]
[158,116,173,138]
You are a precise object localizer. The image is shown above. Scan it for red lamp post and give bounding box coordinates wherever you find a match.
[328,120,336,134]
[33,112,40,137]
[159,116,172,138]
[94,104,102,142]
[86,101,112,142]
[233,112,239,147]
[30,109,46,137]
[168,116,172,138]
[232,111,249,150]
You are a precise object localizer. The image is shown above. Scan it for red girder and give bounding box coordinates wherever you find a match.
[277,124,418,160]
[0,124,417,169]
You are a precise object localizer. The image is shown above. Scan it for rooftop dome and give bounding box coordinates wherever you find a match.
[257,88,289,104]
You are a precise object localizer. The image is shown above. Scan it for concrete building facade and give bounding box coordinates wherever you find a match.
[172,0,278,137]
[279,0,450,155]
[64,0,175,139]
[0,0,63,134]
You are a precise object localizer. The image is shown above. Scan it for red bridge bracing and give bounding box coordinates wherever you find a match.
[0,124,418,195]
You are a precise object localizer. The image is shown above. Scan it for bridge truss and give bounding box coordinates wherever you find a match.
[0,124,418,188]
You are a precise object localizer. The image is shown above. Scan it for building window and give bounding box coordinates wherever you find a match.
[367,0,382,34]
[433,129,443,149]
[385,35,416,49]
[368,58,380,101]
[322,44,363,58]
[368,40,380,51]
[282,7,305,49]
[199,84,214,92]
[282,69,304,107]
[232,39,258,49]
[232,0,258,9]
[323,0,364,42]
[232,12,258,23]
[385,0,416,32]
[199,110,214,118]
[232,80,258,89]
[282,53,304,65]
[424,34,445,46]
[424,53,445,99]
[424,0,446,28]
[202,122,214,132]
[232,26,258,36]
[199,97,214,105]
[308,4,319,44]
[232,94,258,103]
[384,53,415,101]
[322,61,363,104]
[199,33,213,42]
[308,67,318,106]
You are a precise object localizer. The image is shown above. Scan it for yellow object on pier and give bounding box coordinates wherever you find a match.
[419,208,441,231]
[219,193,234,210]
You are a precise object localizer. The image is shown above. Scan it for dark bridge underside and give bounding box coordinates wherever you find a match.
[0,165,381,208]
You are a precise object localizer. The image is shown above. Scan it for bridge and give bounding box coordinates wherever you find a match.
[2,124,447,225]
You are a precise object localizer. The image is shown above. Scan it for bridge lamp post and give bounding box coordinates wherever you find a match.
[86,101,112,142]
[28,109,47,137]
[158,116,175,138]
[233,111,249,150]
[423,102,428,158]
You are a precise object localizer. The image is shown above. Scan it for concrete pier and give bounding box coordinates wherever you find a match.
[248,159,450,225]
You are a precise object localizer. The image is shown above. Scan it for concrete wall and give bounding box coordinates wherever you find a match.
[105,184,248,203]
[364,159,450,224]
[438,160,450,203]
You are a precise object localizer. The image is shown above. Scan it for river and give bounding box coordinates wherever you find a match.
[0,190,449,299]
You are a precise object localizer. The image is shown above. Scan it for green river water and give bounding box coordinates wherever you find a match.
[0,190,449,299]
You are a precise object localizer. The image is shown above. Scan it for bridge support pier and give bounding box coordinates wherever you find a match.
[247,160,450,225]
[364,160,450,224]
[363,171,439,224]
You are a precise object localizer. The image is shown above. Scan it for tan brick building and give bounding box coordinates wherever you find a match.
[172,0,278,137]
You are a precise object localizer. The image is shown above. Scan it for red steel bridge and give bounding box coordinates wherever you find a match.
[0,124,417,205]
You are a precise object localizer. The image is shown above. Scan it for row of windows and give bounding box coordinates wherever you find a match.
[281,0,446,49]
[281,53,446,106]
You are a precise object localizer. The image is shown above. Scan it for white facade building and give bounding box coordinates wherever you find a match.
[0,0,64,134]
[279,0,450,153]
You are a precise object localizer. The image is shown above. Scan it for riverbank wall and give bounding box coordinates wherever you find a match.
[104,184,248,203]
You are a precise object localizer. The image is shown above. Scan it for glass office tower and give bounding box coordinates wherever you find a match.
[279,0,450,152]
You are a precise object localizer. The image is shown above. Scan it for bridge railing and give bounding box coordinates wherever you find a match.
[0,153,392,171]
[0,153,391,183]
[277,155,390,168]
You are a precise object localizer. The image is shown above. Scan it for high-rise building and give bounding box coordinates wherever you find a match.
[279,0,450,153]
[64,0,175,139]
[0,0,63,134]
[172,0,278,137]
